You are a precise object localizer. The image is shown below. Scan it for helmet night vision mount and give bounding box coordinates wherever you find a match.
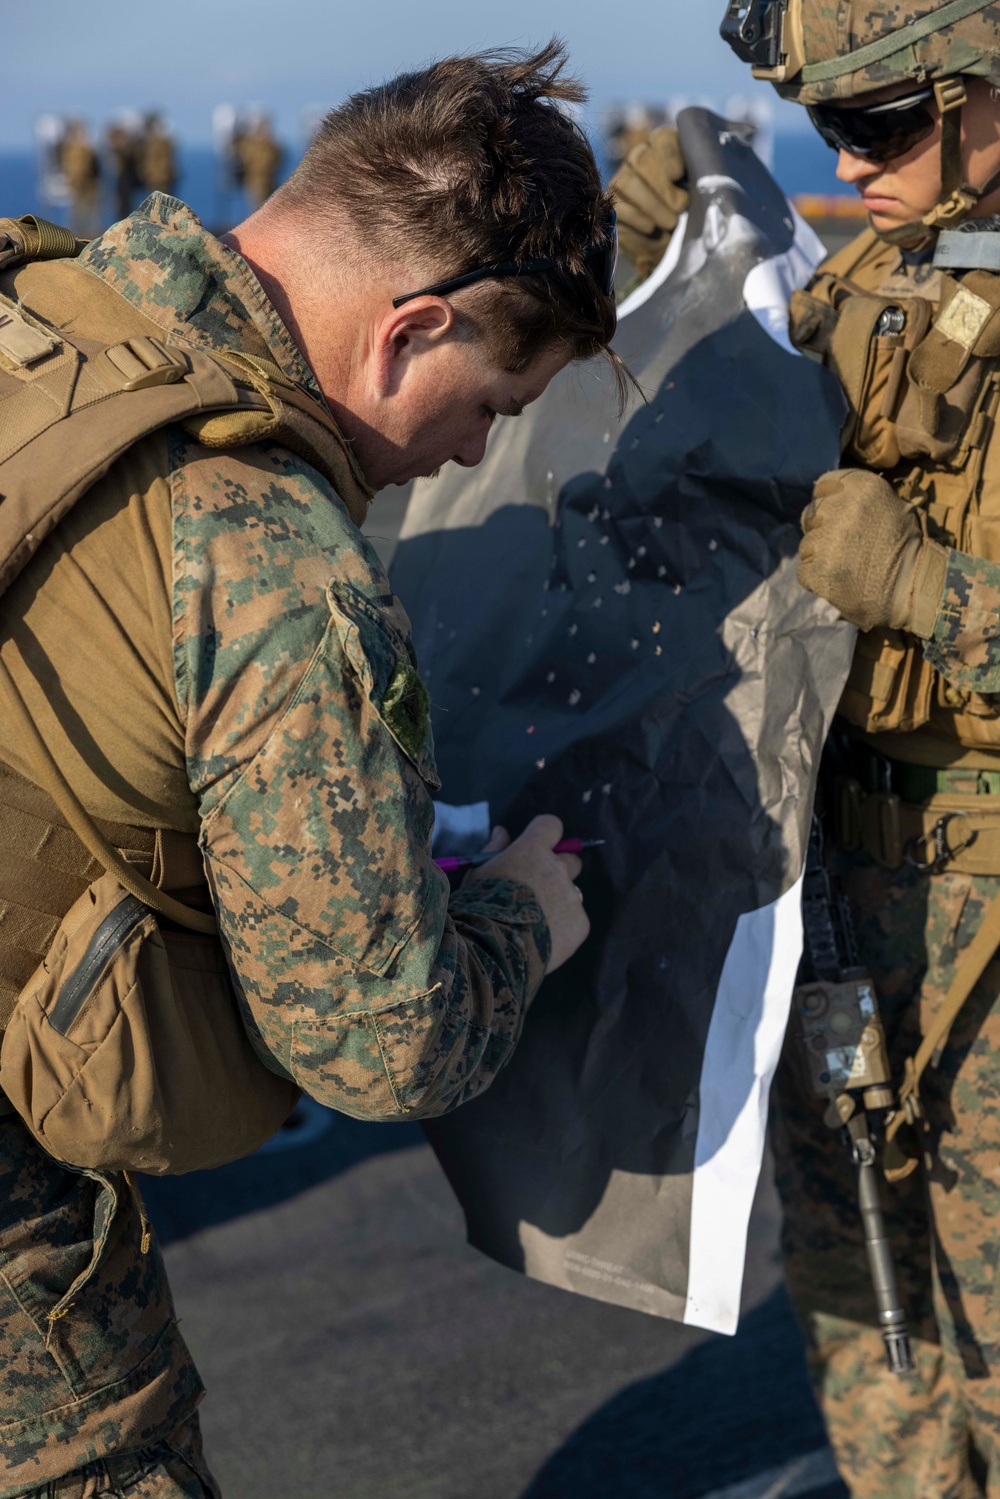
[720,0,804,83]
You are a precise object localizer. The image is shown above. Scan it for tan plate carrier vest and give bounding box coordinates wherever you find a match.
[791,227,1000,747]
[0,215,370,1162]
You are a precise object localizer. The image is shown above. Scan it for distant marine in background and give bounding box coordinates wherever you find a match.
[213,106,287,220]
[59,119,100,238]
[137,112,177,197]
[234,112,284,208]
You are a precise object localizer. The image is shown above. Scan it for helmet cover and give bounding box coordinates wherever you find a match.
[771,0,1000,103]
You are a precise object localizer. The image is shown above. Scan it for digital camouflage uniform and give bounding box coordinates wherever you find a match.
[746,5,1000,1495]
[0,194,551,1496]
[605,1,1000,1489]
[770,364,1000,1495]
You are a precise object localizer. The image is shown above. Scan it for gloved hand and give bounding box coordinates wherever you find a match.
[798,469,949,637]
[610,125,689,280]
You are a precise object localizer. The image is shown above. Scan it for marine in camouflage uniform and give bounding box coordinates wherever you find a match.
[615,2,1000,1493]
[0,192,553,1497]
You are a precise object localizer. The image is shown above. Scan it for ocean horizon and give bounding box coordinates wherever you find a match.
[0,130,847,234]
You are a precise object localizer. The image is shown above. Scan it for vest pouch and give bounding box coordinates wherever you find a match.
[838,626,935,735]
[848,333,905,469]
[896,353,988,464]
[828,294,932,469]
[0,870,299,1174]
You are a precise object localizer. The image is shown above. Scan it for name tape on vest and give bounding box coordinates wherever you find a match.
[0,307,59,368]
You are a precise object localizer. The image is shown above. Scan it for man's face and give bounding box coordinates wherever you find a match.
[354,334,570,491]
[826,76,1000,231]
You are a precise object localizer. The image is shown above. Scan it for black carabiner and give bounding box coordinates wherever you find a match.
[904,811,978,875]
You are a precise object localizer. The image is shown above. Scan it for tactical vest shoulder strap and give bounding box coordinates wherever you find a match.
[0,227,371,599]
[0,296,273,596]
[0,215,84,273]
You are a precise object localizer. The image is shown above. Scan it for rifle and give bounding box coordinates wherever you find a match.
[792,815,914,1375]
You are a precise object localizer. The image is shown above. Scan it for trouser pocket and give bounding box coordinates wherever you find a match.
[0,1119,203,1498]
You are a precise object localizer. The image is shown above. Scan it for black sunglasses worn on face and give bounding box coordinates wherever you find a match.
[391,211,619,309]
[808,85,938,164]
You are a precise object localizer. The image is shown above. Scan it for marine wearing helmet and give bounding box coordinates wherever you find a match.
[614,4,1000,1495]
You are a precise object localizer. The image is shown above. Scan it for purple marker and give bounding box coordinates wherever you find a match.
[435,837,604,873]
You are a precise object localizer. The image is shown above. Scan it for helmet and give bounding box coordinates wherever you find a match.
[721,0,1000,104]
[721,0,1000,240]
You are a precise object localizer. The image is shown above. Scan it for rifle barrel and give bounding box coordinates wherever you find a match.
[857,1151,914,1375]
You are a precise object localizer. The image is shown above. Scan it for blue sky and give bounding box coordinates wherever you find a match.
[5,0,810,151]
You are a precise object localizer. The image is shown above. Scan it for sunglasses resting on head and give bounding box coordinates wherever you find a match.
[392,210,619,309]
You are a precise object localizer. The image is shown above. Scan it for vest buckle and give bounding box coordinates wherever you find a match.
[96,336,188,392]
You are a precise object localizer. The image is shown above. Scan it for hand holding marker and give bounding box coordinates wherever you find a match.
[435,837,605,873]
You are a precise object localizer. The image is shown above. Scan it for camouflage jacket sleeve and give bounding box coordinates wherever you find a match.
[923,548,1000,694]
[170,431,551,1121]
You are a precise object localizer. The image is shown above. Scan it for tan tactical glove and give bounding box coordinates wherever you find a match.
[798,469,949,637]
[610,125,689,280]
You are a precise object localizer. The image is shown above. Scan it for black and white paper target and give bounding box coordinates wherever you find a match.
[391,109,850,1334]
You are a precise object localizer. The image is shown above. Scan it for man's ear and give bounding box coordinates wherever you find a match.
[374,296,456,396]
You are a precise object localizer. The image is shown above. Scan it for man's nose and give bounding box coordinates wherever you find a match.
[836,149,882,186]
[453,427,491,468]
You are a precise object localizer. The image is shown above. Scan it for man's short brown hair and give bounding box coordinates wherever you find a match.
[283,40,620,382]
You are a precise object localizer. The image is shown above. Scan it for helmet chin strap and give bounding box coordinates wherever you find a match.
[876,77,1000,250]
